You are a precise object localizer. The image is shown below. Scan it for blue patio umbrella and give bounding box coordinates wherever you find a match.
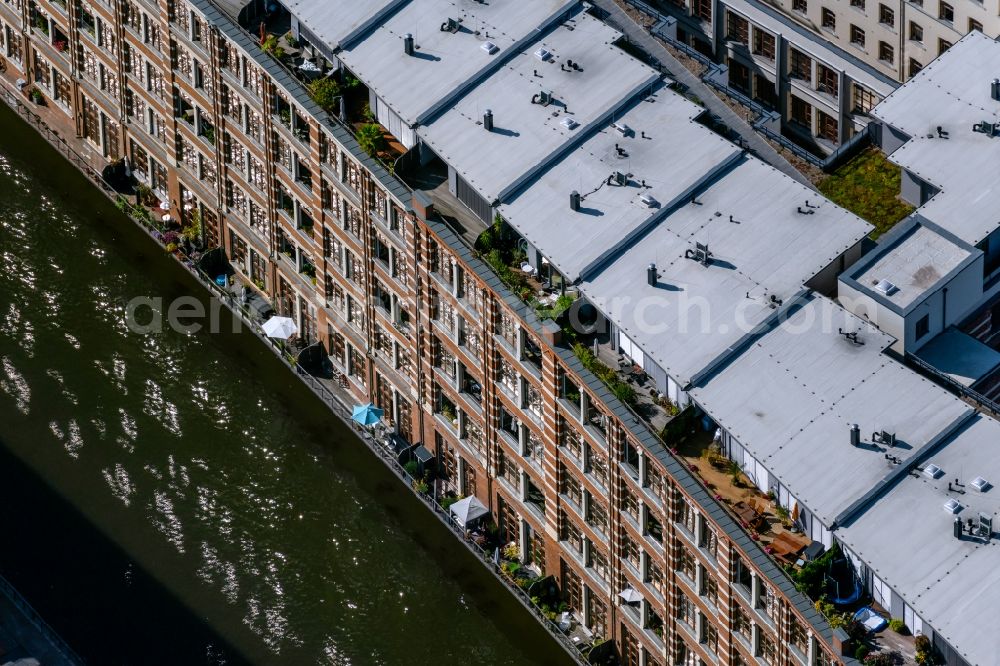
[351,403,384,427]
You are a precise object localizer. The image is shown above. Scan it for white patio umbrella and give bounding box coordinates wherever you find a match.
[262,316,298,340]
[450,496,489,526]
[618,586,642,604]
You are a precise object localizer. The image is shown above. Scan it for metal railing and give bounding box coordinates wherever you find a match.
[0,573,85,665]
[907,352,1000,417]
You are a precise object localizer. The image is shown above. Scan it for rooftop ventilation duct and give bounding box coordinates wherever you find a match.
[483,109,493,132]
[684,242,713,266]
[569,190,580,211]
[560,117,579,130]
[441,17,460,32]
[534,48,552,62]
[849,423,860,447]
[640,193,658,208]
[610,170,628,186]
[992,78,1000,101]
[403,33,414,56]
[647,263,657,287]
[481,41,498,55]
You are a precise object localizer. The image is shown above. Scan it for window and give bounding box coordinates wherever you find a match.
[821,7,836,29]
[850,24,865,48]
[879,41,894,63]
[818,111,839,142]
[853,83,878,113]
[878,3,894,26]
[693,0,712,22]
[792,0,807,12]
[789,48,812,80]
[727,12,749,43]
[909,21,923,41]
[752,28,775,59]
[916,313,930,340]
[938,1,953,21]
[969,18,982,32]
[728,59,750,93]
[909,58,923,77]
[790,96,812,127]
[850,0,865,8]
[817,64,838,96]
[939,38,952,55]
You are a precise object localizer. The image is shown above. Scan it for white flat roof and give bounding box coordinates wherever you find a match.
[581,158,871,388]
[417,12,660,205]
[874,31,1000,246]
[498,85,742,282]
[691,294,973,528]
[285,0,406,51]
[838,415,1000,666]
[338,0,575,127]
[852,223,972,309]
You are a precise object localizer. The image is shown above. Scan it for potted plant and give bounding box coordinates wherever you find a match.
[29,87,44,104]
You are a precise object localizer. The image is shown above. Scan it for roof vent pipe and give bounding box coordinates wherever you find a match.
[850,423,860,447]
[570,190,580,211]
[403,33,414,56]
[992,78,1000,101]
[954,516,963,539]
[483,109,493,132]
[647,263,657,287]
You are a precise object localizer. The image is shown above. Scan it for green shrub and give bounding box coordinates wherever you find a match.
[888,618,908,634]
[403,460,419,478]
[854,644,870,661]
[611,381,636,406]
[356,123,386,158]
[308,78,341,113]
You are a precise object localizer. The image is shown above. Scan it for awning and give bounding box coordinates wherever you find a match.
[450,496,489,526]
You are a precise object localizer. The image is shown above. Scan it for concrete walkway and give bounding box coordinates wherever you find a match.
[593,0,815,189]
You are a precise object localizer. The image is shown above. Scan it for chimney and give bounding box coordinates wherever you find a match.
[954,516,963,539]
[403,33,414,56]
[992,78,1000,101]
[850,423,860,447]
[647,263,657,287]
[483,109,493,132]
[569,190,580,211]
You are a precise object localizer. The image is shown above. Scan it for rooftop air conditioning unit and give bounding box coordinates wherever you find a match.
[481,41,498,55]
[534,48,552,61]
[874,279,898,296]
[924,463,943,479]
[612,170,628,186]
[943,498,963,514]
[560,117,579,130]
[971,476,991,492]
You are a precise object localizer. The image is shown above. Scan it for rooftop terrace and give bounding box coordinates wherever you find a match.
[416,11,660,206]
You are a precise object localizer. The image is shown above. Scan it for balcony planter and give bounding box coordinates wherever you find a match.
[28,87,44,105]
